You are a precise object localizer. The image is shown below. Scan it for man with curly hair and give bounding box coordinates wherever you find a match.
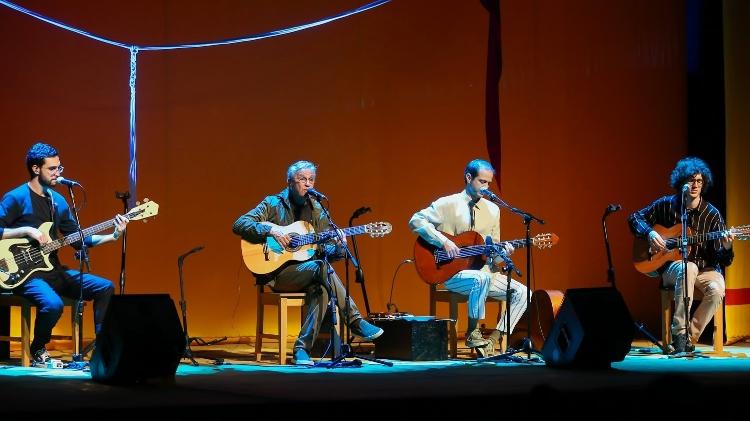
[628,157,734,353]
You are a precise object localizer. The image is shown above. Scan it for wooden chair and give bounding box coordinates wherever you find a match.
[254,285,345,365]
[254,285,306,364]
[429,284,506,358]
[0,293,83,367]
[660,283,723,354]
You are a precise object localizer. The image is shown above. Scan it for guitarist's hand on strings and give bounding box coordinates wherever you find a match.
[25,226,50,245]
[269,226,291,249]
[722,231,735,250]
[443,239,461,258]
[112,214,129,239]
[648,230,667,252]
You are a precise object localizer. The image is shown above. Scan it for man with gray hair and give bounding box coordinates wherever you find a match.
[233,160,383,365]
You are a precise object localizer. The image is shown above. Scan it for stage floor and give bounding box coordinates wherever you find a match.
[2,339,750,417]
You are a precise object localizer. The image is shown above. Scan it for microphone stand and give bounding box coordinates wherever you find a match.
[346,207,371,315]
[64,183,88,363]
[483,192,543,360]
[177,246,225,365]
[115,191,130,295]
[679,191,692,355]
[604,204,664,352]
[479,240,531,363]
[312,197,392,368]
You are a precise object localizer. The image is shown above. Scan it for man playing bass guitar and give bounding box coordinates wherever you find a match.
[628,156,734,353]
[409,159,527,357]
[0,143,129,366]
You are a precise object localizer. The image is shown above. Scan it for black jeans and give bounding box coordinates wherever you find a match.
[270,260,361,351]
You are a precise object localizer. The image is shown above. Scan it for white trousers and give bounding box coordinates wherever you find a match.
[444,266,528,333]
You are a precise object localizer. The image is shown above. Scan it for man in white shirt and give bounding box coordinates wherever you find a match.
[409,159,528,357]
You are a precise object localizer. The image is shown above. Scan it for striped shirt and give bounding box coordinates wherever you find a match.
[628,195,734,271]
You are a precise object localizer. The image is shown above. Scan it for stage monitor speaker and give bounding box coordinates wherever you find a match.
[541,287,633,368]
[91,294,185,384]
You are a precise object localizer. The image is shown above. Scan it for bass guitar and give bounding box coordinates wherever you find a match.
[0,199,159,289]
[413,231,559,285]
[632,223,749,276]
[241,220,392,275]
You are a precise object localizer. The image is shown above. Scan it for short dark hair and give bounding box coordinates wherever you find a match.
[26,142,58,179]
[670,156,713,193]
[464,159,495,183]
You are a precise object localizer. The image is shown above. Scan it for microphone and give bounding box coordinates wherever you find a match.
[307,188,328,201]
[56,176,81,187]
[682,183,690,195]
[479,189,500,202]
[352,206,371,219]
[606,204,622,213]
[178,245,204,262]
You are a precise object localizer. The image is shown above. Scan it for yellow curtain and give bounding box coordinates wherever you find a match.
[724,0,750,341]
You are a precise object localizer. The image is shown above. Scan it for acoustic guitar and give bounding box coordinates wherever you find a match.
[241,220,392,275]
[632,223,749,276]
[0,199,159,290]
[413,230,558,285]
[508,289,564,351]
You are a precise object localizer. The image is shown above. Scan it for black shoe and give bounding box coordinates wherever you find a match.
[31,348,51,367]
[671,333,695,354]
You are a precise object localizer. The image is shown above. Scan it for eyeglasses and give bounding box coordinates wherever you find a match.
[294,176,315,184]
[687,177,704,186]
[45,165,64,175]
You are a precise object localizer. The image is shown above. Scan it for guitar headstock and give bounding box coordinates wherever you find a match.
[126,198,159,222]
[365,222,392,238]
[532,233,559,249]
[730,225,750,240]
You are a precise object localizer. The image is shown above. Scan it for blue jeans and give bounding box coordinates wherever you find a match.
[12,268,114,353]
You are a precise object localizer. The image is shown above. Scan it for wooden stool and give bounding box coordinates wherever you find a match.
[428,284,506,358]
[0,293,83,367]
[254,285,306,364]
[660,284,723,354]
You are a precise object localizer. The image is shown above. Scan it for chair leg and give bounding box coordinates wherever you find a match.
[448,295,459,359]
[279,299,288,365]
[713,299,724,353]
[21,303,31,367]
[255,291,264,362]
[499,301,507,352]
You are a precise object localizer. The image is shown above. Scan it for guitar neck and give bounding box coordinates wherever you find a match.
[293,225,368,247]
[434,238,529,262]
[41,218,117,254]
[665,230,728,249]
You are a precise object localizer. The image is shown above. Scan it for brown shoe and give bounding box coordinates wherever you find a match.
[465,328,490,348]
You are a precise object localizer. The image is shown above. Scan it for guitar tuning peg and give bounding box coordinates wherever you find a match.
[136,201,141,206]
[144,198,150,202]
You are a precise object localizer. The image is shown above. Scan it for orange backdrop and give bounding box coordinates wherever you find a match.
[0,0,686,341]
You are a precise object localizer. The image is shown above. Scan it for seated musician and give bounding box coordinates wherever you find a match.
[0,143,128,366]
[232,160,383,366]
[628,156,734,353]
[409,158,527,357]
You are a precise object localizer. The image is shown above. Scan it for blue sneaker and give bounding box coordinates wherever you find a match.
[292,348,314,366]
[350,319,384,341]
